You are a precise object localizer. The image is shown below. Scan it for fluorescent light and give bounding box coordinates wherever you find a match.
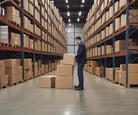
[82,0,85,3]
[69,23,72,26]
[67,11,70,16]
[77,18,80,22]
[78,11,82,16]
[80,4,84,7]
[67,5,69,8]
[68,19,71,22]
[65,0,68,3]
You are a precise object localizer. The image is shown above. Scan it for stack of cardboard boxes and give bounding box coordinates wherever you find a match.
[0,61,8,88]
[119,64,138,85]
[5,6,20,25]
[0,26,9,44]
[5,59,19,85]
[40,54,75,89]
[24,59,33,80]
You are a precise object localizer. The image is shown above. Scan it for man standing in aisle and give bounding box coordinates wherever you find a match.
[75,36,87,90]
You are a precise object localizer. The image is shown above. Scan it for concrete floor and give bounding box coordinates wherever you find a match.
[0,69,138,115]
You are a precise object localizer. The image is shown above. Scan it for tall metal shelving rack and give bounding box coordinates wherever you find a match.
[0,0,66,80]
[85,0,138,87]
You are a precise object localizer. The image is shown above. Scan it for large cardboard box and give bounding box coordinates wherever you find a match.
[62,54,75,65]
[5,6,16,22]
[115,18,121,31]
[115,1,119,14]
[18,66,23,82]
[56,65,73,76]
[5,67,18,85]
[39,76,55,88]
[119,71,138,84]
[121,14,126,28]
[119,0,126,8]
[1,75,9,87]
[24,59,32,69]
[55,76,73,89]
[115,70,120,83]
[0,26,9,43]
[95,67,100,76]
[129,10,138,24]
[106,68,113,80]
[4,59,17,68]
[0,61,5,76]
[106,45,112,54]
[101,46,105,55]
[115,40,126,52]
[120,64,138,73]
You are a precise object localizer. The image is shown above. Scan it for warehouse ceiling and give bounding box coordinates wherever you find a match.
[51,0,93,23]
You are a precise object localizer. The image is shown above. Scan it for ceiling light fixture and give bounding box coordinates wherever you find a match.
[68,19,71,23]
[67,11,70,16]
[82,0,85,3]
[69,23,72,26]
[80,4,84,7]
[78,11,82,16]
[77,18,80,22]
[65,0,68,3]
[67,5,69,8]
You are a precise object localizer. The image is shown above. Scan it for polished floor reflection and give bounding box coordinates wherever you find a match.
[0,70,138,115]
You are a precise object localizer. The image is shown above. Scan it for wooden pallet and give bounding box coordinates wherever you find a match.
[8,82,18,87]
[119,83,138,88]
[0,42,9,47]
[8,20,20,27]
[115,50,126,54]
[12,45,21,49]
[18,80,24,84]
[1,85,8,89]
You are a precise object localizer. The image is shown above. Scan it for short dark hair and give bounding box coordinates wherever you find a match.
[75,36,81,40]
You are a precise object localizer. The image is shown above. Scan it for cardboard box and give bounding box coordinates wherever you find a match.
[119,0,126,8]
[1,75,9,87]
[129,10,138,24]
[4,59,17,68]
[115,70,120,83]
[0,61,5,76]
[106,45,112,54]
[62,54,75,65]
[115,17,121,31]
[0,26,9,44]
[95,67,100,76]
[5,67,18,85]
[101,46,105,55]
[115,40,125,52]
[115,1,119,14]
[18,66,23,82]
[121,14,126,28]
[119,71,138,84]
[56,65,73,76]
[24,59,32,69]
[55,76,73,89]
[39,76,55,88]
[120,64,138,73]
[106,68,113,80]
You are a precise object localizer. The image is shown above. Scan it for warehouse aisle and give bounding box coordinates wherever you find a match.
[0,69,138,115]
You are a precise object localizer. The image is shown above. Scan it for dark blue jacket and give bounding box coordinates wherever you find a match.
[76,41,87,64]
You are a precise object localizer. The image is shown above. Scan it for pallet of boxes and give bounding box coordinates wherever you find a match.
[39,54,75,89]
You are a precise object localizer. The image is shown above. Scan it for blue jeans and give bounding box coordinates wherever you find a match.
[77,63,84,88]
